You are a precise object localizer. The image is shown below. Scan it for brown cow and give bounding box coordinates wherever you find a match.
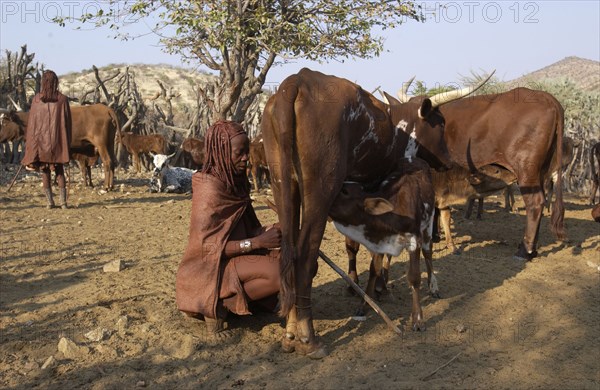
[249,137,270,192]
[117,131,166,173]
[329,158,436,330]
[0,110,27,163]
[590,142,600,205]
[592,203,600,222]
[2,104,119,190]
[261,68,488,357]
[181,137,204,169]
[396,86,566,260]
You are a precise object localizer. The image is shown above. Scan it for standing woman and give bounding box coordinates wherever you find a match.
[176,120,281,338]
[21,70,72,209]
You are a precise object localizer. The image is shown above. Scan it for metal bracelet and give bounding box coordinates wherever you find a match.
[239,239,252,253]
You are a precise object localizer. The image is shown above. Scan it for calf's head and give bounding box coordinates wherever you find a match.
[329,181,418,256]
[151,152,176,176]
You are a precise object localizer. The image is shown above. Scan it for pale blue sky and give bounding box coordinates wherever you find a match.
[1,1,599,93]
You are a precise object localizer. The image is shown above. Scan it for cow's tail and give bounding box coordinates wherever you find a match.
[550,102,566,241]
[107,107,121,170]
[108,107,122,137]
[270,88,299,318]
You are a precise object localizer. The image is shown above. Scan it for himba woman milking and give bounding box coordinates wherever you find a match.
[176,120,281,339]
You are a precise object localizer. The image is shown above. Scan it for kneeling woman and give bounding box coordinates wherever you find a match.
[176,120,281,335]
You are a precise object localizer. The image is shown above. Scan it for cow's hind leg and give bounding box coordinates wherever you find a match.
[407,243,425,331]
[97,146,115,190]
[422,246,440,298]
[514,185,545,261]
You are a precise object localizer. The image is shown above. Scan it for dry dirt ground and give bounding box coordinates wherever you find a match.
[1,164,599,390]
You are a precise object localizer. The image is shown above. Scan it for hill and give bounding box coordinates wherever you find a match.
[60,63,216,111]
[507,56,599,92]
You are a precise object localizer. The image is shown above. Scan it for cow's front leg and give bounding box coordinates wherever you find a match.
[376,255,392,296]
[345,237,360,296]
[439,208,460,254]
[356,253,385,317]
[407,244,425,331]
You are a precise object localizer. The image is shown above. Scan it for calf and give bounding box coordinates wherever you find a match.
[181,137,204,169]
[118,131,166,173]
[71,150,99,187]
[590,142,600,205]
[329,158,436,331]
[150,153,195,193]
[249,137,270,192]
[432,164,517,254]
[0,110,27,163]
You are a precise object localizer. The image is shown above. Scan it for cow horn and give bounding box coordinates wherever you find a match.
[381,91,401,106]
[167,152,176,159]
[397,76,415,103]
[429,70,496,108]
[8,96,23,111]
[379,91,390,105]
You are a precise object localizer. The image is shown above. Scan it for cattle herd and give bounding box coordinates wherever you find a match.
[1,67,599,359]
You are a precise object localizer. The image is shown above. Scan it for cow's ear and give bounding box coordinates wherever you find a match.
[418,98,433,119]
[364,198,394,215]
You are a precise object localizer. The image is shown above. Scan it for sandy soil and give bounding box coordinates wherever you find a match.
[1,164,599,390]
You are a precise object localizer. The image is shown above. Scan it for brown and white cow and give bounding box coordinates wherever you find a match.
[589,141,600,205]
[344,163,517,296]
[261,68,489,358]
[329,158,437,331]
[2,104,119,190]
[395,86,567,260]
[117,131,166,173]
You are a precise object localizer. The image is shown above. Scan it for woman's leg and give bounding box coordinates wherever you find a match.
[41,166,54,208]
[234,252,280,301]
[54,164,68,208]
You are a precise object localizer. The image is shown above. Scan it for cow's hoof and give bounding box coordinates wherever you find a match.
[451,247,462,255]
[295,338,328,359]
[430,291,441,299]
[375,280,389,297]
[344,285,358,297]
[354,307,366,317]
[412,322,426,332]
[513,244,538,261]
[281,333,296,353]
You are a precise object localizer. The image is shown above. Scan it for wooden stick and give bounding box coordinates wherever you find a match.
[6,164,23,192]
[421,351,462,381]
[318,250,403,336]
